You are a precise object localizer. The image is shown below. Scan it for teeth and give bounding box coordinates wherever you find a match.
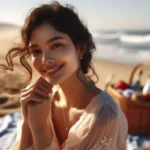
[46,67,59,73]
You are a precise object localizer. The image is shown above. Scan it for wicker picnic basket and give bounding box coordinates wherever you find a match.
[107,62,150,135]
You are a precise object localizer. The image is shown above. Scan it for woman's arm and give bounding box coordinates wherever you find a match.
[11,121,33,150]
[12,77,53,150]
[31,125,52,150]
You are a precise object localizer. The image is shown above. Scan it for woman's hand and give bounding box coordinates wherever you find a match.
[20,77,53,132]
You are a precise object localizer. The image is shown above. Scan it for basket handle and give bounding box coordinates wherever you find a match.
[129,62,150,86]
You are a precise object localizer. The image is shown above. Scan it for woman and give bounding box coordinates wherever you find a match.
[2,1,128,150]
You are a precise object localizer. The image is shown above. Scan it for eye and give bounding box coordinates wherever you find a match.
[30,49,41,55]
[52,43,63,49]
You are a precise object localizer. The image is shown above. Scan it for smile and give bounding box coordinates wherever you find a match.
[44,64,64,76]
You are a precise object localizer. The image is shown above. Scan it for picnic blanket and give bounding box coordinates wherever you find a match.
[0,112,150,150]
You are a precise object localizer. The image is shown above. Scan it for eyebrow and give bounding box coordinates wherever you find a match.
[29,36,64,49]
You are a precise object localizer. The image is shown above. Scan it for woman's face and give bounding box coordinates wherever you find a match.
[29,23,81,85]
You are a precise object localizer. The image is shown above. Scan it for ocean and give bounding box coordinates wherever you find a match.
[92,30,150,65]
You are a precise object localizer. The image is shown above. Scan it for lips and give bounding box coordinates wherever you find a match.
[43,64,63,72]
[43,64,64,76]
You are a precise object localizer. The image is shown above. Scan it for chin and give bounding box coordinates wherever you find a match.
[43,75,67,86]
[48,73,76,86]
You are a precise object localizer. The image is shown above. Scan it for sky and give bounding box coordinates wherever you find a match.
[0,0,150,31]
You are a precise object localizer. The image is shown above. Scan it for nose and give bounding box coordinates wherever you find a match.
[42,49,55,65]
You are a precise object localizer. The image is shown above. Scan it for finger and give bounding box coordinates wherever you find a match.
[38,77,53,91]
[21,83,35,93]
[21,77,52,94]
[37,84,49,93]
[20,93,44,107]
[21,78,44,93]
[20,93,45,120]
[21,85,49,98]
[33,87,49,98]
[27,94,51,109]
[27,100,42,107]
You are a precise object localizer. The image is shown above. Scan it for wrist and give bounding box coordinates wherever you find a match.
[31,124,51,136]
[22,121,30,130]
[22,121,32,138]
[31,127,52,150]
[29,120,50,132]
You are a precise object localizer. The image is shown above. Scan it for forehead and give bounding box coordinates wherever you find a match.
[29,23,70,45]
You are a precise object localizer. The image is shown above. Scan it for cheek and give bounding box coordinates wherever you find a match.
[32,57,41,70]
[59,49,78,65]
[61,47,79,69]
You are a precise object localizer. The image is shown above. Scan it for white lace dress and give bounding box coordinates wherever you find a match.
[12,90,128,150]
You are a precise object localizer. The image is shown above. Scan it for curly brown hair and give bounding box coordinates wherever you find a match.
[0,1,99,94]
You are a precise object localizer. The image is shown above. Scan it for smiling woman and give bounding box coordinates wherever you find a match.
[0,1,128,150]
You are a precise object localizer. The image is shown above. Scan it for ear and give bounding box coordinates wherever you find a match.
[76,44,87,58]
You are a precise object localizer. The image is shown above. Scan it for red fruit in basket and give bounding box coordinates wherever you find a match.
[143,94,150,101]
[115,80,130,90]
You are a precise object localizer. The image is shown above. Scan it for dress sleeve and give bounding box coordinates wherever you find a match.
[72,103,128,150]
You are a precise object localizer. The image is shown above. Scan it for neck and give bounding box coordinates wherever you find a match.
[56,70,99,109]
